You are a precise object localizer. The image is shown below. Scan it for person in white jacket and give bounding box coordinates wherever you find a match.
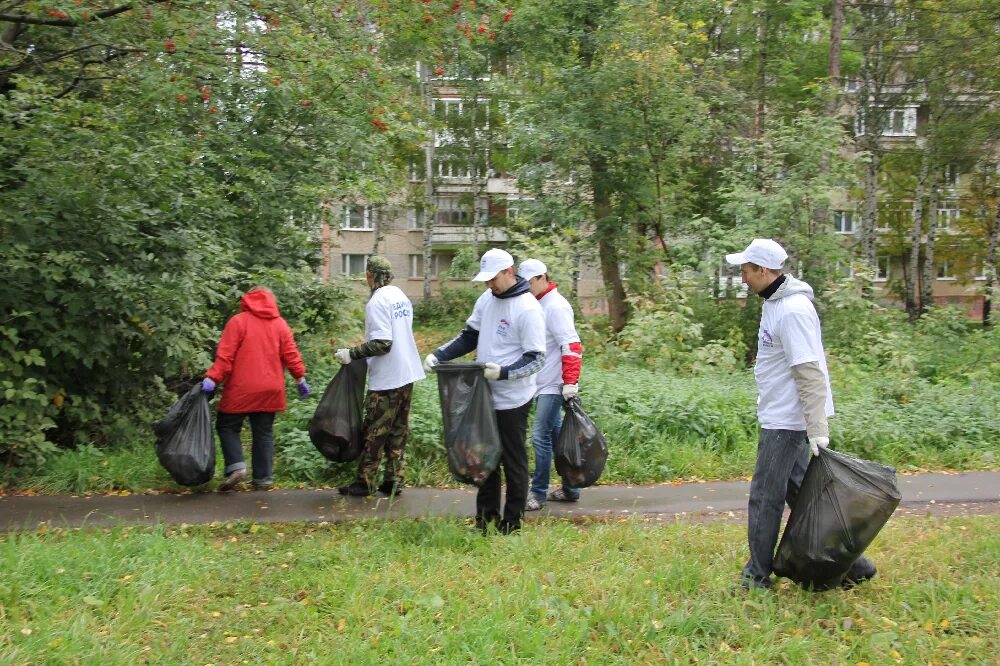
[517,259,584,511]
[726,239,876,590]
[423,248,546,534]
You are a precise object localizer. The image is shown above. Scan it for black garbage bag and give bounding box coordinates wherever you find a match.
[309,358,368,462]
[773,447,901,590]
[153,383,215,486]
[554,397,609,488]
[435,362,501,486]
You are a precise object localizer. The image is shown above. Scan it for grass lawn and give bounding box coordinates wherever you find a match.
[2,516,997,664]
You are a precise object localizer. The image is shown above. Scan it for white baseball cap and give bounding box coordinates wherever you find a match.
[517,258,547,280]
[725,239,788,270]
[471,248,514,282]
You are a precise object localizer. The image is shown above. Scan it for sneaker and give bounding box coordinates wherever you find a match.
[525,495,544,511]
[377,480,403,496]
[218,468,247,492]
[338,482,374,496]
[251,480,273,491]
[547,488,579,503]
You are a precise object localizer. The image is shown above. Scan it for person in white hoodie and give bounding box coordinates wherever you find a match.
[726,239,875,591]
[517,259,584,511]
[423,248,546,534]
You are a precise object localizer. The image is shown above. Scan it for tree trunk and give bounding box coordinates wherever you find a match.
[920,178,940,314]
[828,0,844,91]
[983,203,999,328]
[421,63,436,301]
[371,206,382,255]
[907,150,929,320]
[809,0,845,254]
[859,138,880,298]
[753,7,770,139]
[590,155,628,332]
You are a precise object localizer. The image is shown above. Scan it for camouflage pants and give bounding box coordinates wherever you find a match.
[356,383,414,487]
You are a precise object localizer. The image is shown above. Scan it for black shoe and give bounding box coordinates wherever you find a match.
[377,480,403,496]
[498,520,521,535]
[338,482,373,496]
[739,574,774,591]
[841,557,877,589]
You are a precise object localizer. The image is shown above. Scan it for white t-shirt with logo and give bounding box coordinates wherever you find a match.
[536,288,580,396]
[467,289,546,410]
[755,293,834,430]
[365,285,426,392]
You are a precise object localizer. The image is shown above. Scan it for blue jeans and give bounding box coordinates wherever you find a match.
[216,412,275,484]
[529,394,579,500]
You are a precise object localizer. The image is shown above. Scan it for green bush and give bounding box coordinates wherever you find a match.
[413,284,482,327]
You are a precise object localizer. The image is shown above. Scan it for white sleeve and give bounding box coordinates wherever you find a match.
[366,294,392,341]
[548,302,580,347]
[780,309,822,367]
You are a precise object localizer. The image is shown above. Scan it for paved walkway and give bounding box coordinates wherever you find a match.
[1,471,997,532]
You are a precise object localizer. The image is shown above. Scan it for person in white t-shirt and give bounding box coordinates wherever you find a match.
[334,256,425,497]
[516,259,584,511]
[423,248,547,534]
[726,239,875,591]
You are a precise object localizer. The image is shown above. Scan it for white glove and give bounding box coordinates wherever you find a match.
[423,353,439,373]
[483,362,501,380]
[562,384,579,400]
[809,436,830,457]
[334,348,352,365]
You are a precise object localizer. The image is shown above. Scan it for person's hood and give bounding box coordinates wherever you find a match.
[240,290,281,318]
[495,275,531,299]
[768,275,815,302]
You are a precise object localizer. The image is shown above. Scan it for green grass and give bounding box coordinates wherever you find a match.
[1,516,997,664]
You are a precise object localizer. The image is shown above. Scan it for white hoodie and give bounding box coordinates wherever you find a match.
[755,276,834,430]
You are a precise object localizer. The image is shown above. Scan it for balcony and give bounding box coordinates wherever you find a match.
[421,224,509,246]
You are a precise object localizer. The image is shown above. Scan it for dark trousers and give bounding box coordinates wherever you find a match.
[476,400,532,532]
[216,411,276,484]
[744,428,810,582]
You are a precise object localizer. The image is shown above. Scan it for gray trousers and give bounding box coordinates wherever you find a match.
[744,428,811,582]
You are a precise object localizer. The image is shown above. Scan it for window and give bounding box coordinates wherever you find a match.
[881,107,917,137]
[342,254,367,277]
[843,79,860,93]
[831,210,854,234]
[876,256,890,281]
[834,261,854,278]
[936,202,960,229]
[975,263,993,281]
[434,197,474,225]
[409,253,454,278]
[342,205,372,230]
[407,207,425,229]
[936,260,955,280]
[942,164,959,187]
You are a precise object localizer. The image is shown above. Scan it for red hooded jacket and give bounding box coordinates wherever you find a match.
[205,290,306,414]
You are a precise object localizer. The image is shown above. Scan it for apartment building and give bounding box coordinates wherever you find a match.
[320,74,607,310]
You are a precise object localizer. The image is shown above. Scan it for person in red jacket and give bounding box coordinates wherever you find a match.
[201,288,309,491]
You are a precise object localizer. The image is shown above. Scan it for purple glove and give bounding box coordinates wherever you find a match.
[201,378,216,393]
[297,379,311,399]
